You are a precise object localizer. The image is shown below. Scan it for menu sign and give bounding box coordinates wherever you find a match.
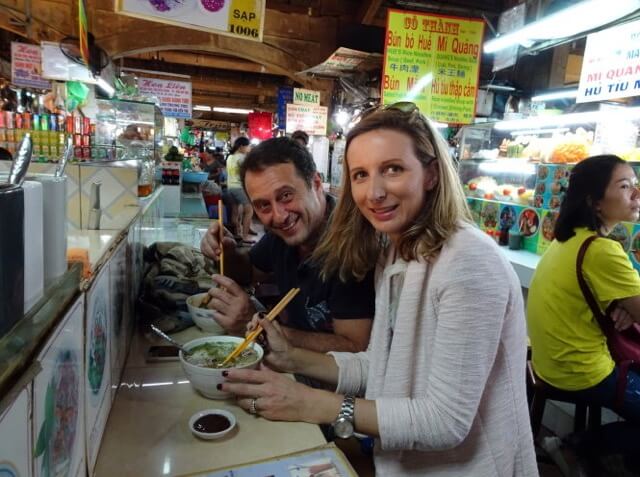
[577,19,640,103]
[382,10,484,124]
[138,78,192,119]
[116,0,265,42]
[285,103,327,135]
[11,42,51,89]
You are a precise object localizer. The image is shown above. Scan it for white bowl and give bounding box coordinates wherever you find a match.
[186,292,226,334]
[189,408,236,440]
[180,336,263,399]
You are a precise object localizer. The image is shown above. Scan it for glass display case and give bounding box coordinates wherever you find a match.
[457,106,640,261]
[94,99,164,196]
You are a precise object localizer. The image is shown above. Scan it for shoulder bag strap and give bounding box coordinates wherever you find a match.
[576,235,609,331]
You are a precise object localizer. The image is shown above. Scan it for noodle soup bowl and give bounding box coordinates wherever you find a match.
[180,336,264,399]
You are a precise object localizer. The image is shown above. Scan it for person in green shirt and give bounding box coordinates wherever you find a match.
[528,155,640,473]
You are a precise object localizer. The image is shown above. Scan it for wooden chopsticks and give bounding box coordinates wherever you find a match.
[201,200,225,309]
[220,287,300,366]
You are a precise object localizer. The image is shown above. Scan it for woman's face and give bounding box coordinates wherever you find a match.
[596,164,640,228]
[347,129,438,244]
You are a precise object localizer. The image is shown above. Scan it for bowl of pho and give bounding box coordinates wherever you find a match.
[180,336,263,399]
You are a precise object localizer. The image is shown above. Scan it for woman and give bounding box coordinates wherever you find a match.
[220,107,537,476]
[527,155,640,471]
[226,137,255,241]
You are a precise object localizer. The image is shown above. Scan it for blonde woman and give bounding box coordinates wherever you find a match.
[220,106,537,476]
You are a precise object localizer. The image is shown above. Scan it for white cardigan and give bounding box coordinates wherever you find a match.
[331,224,538,476]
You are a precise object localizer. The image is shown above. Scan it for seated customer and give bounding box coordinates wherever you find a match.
[220,106,537,476]
[528,155,640,473]
[200,137,374,352]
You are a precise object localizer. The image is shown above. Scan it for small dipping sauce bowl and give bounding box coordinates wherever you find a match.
[189,409,236,440]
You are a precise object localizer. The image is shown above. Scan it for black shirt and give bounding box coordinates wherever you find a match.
[249,198,375,332]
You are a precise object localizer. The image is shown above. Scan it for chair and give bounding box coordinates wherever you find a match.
[527,361,601,440]
[203,194,228,223]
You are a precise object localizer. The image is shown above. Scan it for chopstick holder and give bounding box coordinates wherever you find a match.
[221,287,300,366]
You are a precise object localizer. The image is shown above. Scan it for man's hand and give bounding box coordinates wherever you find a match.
[200,220,237,261]
[205,275,256,335]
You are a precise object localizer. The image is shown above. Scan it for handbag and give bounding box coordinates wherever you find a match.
[577,235,640,410]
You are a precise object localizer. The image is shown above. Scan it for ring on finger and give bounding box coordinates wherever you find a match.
[249,397,258,415]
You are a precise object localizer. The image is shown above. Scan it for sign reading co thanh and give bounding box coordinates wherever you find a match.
[382,9,484,124]
[116,0,265,42]
[286,103,327,136]
[577,19,640,103]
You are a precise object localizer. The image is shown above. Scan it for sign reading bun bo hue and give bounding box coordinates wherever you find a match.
[382,9,484,125]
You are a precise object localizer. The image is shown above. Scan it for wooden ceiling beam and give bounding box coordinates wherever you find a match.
[131,51,274,75]
[357,0,384,25]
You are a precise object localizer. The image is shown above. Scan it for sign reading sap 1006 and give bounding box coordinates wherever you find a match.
[116,0,265,42]
[382,9,484,125]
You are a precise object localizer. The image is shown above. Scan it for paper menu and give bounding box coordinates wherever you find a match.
[180,444,357,477]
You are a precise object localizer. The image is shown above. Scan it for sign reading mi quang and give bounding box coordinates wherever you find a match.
[382,10,484,125]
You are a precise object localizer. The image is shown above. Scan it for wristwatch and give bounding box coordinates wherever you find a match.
[333,394,356,439]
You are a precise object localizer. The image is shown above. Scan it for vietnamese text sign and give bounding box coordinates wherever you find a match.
[286,103,327,136]
[577,20,640,103]
[382,10,484,125]
[11,42,51,89]
[138,78,192,119]
[116,0,265,42]
[293,88,321,105]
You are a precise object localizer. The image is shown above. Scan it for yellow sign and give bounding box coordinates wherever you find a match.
[116,0,265,42]
[293,88,321,105]
[382,9,484,125]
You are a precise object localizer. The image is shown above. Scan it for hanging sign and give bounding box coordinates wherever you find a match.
[277,86,293,130]
[577,19,640,103]
[116,0,265,42]
[11,42,51,89]
[382,10,484,125]
[138,77,192,119]
[285,103,327,136]
[293,88,321,105]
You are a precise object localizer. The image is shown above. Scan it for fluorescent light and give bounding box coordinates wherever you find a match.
[482,85,516,92]
[494,106,640,131]
[213,107,253,114]
[95,77,115,97]
[484,0,640,54]
[193,105,211,111]
[531,89,578,102]
[510,127,569,136]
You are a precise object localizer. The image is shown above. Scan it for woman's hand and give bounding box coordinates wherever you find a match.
[612,305,635,331]
[247,314,296,373]
[220,364,330,423]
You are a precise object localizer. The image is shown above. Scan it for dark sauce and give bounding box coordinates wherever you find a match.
[194,414,231,433]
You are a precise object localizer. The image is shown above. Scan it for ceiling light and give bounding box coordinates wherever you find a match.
[494,106,640,131]
[482,85,516,92]
[484,0,640,54]
[531,89,579,102]
[213,107,253,114]
[193,105,212,111]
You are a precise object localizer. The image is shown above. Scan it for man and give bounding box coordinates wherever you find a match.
[201,137,374,352]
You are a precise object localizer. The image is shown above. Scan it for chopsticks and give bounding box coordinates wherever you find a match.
[200,200,225,309]
[221,287,300,366]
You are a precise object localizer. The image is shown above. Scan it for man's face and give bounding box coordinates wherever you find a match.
[244,163,325,248]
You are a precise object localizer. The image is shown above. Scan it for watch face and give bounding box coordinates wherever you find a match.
[334,417,354,439]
